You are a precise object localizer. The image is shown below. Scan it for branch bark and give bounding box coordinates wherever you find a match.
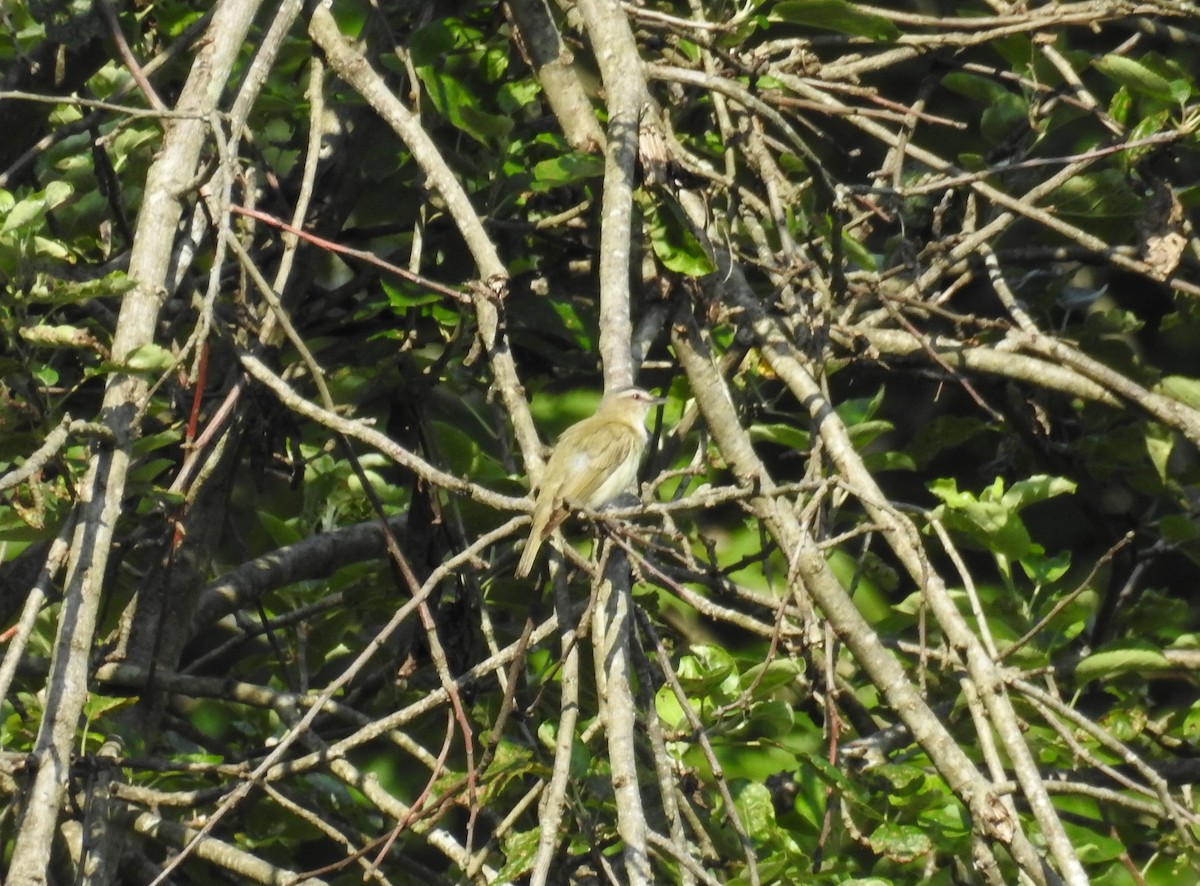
[7,3,264,880]
[571,3,656,879]
[670,315,1062,885]
[576,0,649,392]
[508,0,605,154]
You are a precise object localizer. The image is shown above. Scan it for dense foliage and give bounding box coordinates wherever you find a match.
[2,0,1200,883]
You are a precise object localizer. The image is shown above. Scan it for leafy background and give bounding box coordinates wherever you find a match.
[2,0,1200,883]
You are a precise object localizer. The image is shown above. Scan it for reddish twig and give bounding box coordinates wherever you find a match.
[228,204,472,304]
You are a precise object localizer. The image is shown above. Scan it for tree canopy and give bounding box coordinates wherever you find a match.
[3,0,1200,883]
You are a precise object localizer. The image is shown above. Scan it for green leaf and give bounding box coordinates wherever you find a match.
[655,683,688,730]
[84,694,135,719]
[530,153,605,191]
[495,828,539,883]
[677,644,738,700]
[1062,820,1130,864]
[1108,85,1132,126]
[381,277,440,309]
[4,196,47,233]
[135,428,184,454]
[770,1,900,41]
[863,450,916,472]
[1019,548,1072,584]
[1182,701,1200,745]
[745,700,795,738]
[43,180,73,208]
[33,236,72,260]
[645,198,716,276]
[128,457,174,486]
[740,657,804,696]
[416,66,513,146]
[929,477,1034,559]
[535,720,591,777]
[1158,514,1199,545]
[257,510,304,548]
[1000,475,1076,510]
[1075,644,1171,684]
[908,415,989,467]
[409,19,463,66]
[28,271,137,305]
[458,101,515,142]
[1,182,73,233]
[839,226,878,271]
[1093,54,1175,102]
[835,388,885,424]
[1159,375,1200,411]
[980,91,1029,144]
[1144,421,1173,482]
[1082,309,1144,340]
[874,762,927,795]
[942,72,1012,105]
[868,822,933,862]
[732,781,777,839]
[499,79,540,114]
[1049,170,1142,222]
[750,422,810,450]
[433,419,503,481]
[846,419,893,450]
[19,323,100,350]
[1124,110,1173,168]
[122,343,176,373]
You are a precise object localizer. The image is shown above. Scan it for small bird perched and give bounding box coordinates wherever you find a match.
[516,387,662,578]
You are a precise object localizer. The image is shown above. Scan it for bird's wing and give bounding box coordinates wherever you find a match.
[555,422,641,505]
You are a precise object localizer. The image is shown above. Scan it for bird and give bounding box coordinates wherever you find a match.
[515,386,662,577]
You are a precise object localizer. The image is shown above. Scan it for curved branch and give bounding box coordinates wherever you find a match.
[190,516,410,631]
[239,352,525,513]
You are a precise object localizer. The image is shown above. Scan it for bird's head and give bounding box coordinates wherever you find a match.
[600,386,664,420]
